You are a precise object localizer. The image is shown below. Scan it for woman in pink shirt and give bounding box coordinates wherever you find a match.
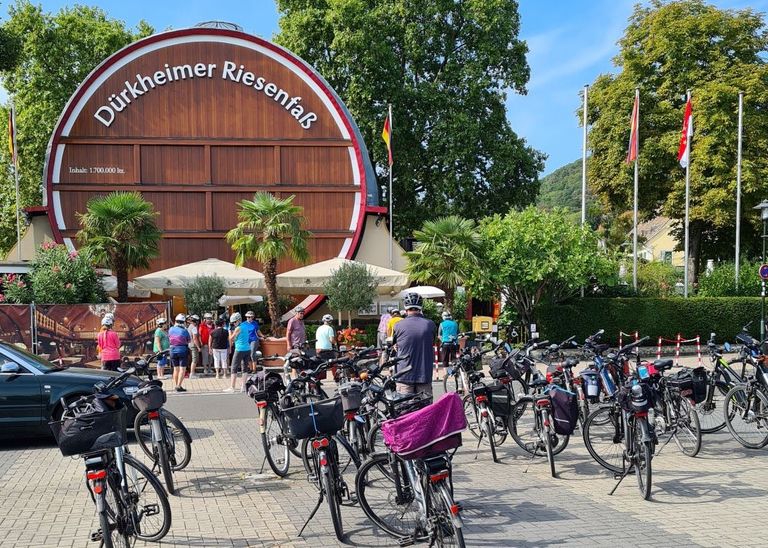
[98,316,121,371]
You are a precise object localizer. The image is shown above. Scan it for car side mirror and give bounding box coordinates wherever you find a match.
[1,363,20,374]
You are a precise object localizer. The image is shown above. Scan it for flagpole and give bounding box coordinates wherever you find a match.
[11,101,21,262]
[581,85,588,226]
[683,90,691,298]
[388,104,393,270]
[632,88,639,292]
[735,91,743,290]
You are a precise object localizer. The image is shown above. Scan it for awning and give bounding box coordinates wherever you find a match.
[133,258,265,296]
[276,257,409,295]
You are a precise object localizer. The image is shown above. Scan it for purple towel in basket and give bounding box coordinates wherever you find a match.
[381,392,465,458]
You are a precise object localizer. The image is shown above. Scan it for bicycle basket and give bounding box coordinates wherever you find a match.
[488,384,512,418]
[393,393,432,418]
[283,397,344,440]
[49,407,128,457]
[381,392,465,459]
[246,370,285,402]
[339,382,363,412]
[132,384,166,412]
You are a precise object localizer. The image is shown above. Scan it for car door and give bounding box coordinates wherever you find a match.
[0,355,44,428]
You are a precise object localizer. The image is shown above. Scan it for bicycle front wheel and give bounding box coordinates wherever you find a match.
[262,404,290,477]
[671,395,702,457]
[696,381,730,434]
[134,409,192,471]
[430,480,466,547]
[633,419,652,500]
[123,454,172,541]
[724,385,768,449]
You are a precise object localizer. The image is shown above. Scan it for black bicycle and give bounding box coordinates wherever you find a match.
[49,367,171,547]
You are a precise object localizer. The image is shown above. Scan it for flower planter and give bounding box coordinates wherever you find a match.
[260,338,287,367]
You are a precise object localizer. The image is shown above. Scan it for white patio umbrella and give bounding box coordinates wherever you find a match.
[218,295,264,307]
[398,285,445,299]
[100,275,151,299]
[276,257,409,295]
[133,258,265,296]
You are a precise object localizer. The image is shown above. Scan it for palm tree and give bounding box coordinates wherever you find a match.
[226,192,310,334]
[405,215,481,311]
[76,192,161,302]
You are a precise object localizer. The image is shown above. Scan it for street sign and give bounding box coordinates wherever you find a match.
[760,264,768,280]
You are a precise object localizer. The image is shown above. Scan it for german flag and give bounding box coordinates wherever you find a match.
[381,112,392,166]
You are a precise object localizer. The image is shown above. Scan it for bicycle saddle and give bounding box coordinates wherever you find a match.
[653,358,674,371]
[90,432,125,452]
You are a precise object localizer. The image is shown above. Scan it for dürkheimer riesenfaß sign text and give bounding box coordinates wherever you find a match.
[94,61,319,129]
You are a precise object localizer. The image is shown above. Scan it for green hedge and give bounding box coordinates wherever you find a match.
[536,297,762,345]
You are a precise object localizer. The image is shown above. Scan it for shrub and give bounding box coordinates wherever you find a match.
[636,261,680,297]
[536,297,761,345]
[184,275,225,316]
[698,261,762,297]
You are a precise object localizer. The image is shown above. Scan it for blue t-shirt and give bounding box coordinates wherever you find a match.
[168,325,190,355]
[439,319,459,344]
[234,324,251,352]
[242,320,258,343]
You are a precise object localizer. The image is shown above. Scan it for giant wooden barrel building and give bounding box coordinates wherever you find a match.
[43,26,388,314]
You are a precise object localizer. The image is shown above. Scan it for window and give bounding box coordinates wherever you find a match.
[662,251,673,264]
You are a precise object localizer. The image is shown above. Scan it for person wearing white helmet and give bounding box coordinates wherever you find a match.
[315,313,336,359]
[437,310,459,380]
[392,293,436,396]
[199,313,215,376]
[243,311,265,373]
[97,315,121,371]
[153,317,170,379]
[224,312,249,393]
[186,314,202,378]
[168,313,191,392]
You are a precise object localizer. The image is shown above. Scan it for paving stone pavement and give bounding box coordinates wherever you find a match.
[2,369,768,547]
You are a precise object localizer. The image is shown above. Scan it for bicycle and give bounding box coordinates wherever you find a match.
[49,367,171,547]
[723,325,768,448]
[130,351,193,495]
[356,385,466,547]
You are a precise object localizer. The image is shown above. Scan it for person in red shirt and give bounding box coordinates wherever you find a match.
[199,312,215,376]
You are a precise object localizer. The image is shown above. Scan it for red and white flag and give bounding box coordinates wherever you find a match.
[677,97,693,168]
[626,93,639,164]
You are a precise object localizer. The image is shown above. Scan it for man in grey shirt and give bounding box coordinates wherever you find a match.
[392,293,436,396]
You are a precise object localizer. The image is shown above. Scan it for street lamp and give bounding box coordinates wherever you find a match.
[754,199,768,345]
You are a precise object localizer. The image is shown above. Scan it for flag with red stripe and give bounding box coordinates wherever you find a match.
[626,94,639,163]
[381,112,392,166]
[8,108,16,166]
[677,98,693,168]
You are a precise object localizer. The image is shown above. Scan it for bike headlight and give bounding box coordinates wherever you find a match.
[122,386,139,396]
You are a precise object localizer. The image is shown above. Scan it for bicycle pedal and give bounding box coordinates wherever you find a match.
[90,530,103,542]
[397,535,416,547]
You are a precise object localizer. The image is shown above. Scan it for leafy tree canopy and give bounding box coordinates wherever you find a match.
[184,275,226,317]
[275,0,544,239]
[324,262,377,326]
[468,207,617,332]
[585,0,768,280]
[0,1,153,253]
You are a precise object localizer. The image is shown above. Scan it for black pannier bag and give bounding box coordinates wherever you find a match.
[548,386,578,435]
[132,383,166,412]
[488,384,512,418]
[668,367,707,403]
[283,397,344,439]
[489,358,509,379]
[246,370,285,402]
[49,407,128,457]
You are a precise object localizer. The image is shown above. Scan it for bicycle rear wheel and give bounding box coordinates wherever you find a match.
[322,466,344,541]
[724,385,768,449]
[134,409,192,471]
[509,400,569,456]
[429,480,466,547]
[158,436,176,495]
[262,404,290,477]
[355,453,421,539]
[301,435,360,502]
[633,419,652,500]
[582,405,624,474]
[543,410,556,478]
[483,411,499,462]
[100,480,130,548]
[123,454,172,541]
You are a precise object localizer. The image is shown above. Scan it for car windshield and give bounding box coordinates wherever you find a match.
[1,344,60,373]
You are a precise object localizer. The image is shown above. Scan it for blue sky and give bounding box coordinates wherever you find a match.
[2,0,767,175]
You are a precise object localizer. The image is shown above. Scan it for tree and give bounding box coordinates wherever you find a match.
[184,275,226,316]
[0,2,153,253]
[275,0,544,239]
[76,192,161,303]
[404,215,481,310]
[468,207,617,333]
[324,262,377,327]
[585,0,768,283]
[697,260,763,297]
[226,192,310,335]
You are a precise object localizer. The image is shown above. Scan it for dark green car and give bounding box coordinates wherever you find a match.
[0,342,141,437]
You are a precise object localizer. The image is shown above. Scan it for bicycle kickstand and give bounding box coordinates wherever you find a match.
[522,444,539,474]
[258,455,267,474]
[609,464,632,495]
[297,492,324,538]
[473,430,484,460]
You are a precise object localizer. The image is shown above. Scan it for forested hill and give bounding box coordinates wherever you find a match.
[537,159,583,211]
